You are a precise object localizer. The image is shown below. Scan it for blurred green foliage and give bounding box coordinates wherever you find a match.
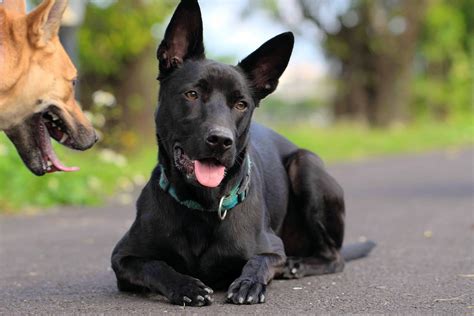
[255,0,472,125]
[78,1,172,78]
[413,0,473,120]
[0,133,155,213]
[1,116,472,213]
[274,116,473,162]
[76,1,173,150]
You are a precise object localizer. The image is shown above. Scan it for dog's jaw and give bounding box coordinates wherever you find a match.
[173,144,228,188]
[37,115,80,173]
[5,109,93,175]
[174,145,195,176]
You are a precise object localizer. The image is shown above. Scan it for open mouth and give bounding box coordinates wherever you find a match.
[38,109,79,173]
[174,145,227,188]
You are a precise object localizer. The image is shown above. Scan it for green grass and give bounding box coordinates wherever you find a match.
[0,117,472,213]
[274,117,473,162]
[0,136,156,213]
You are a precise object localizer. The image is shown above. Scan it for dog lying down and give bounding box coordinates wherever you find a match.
[111,0,375,306]
[0,0,97,175]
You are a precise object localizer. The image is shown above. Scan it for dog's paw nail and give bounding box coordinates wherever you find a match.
[204,287,213,294]
[238,296,244,304]
[246,296,253,303]
[183,296,192,303]
[204,295,213,302]
[197,295,205,301]
[259,294,265,303]
[291,268,297,274]
[227,292,234,299]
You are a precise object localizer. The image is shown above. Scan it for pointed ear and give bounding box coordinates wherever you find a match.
[27,0,67,47]
[238,32,294,101]
[157,0,205,79]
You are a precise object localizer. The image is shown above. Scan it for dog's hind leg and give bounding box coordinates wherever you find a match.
[278,149,346,279]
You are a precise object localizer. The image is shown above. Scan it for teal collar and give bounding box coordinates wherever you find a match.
[158,155,252,220]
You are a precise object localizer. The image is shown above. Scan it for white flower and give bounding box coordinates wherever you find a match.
[119,177,134,192]
[92,90,116,108]
[133,174,146,186]
[99,149,128,167]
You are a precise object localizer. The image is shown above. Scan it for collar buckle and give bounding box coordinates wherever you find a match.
[217,196,228,220]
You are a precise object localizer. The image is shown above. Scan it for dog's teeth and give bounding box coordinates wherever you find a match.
[49,112,60,121]
[47,161,53,167]
[60,134,69,144]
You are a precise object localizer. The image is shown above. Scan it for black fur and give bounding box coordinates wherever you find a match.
[111,0,375,307]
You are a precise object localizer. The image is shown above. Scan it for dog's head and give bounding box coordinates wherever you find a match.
[155,0,293,188]
[0,0,97,175]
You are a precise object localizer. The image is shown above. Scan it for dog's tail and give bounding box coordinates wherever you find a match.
[341,240,376,261]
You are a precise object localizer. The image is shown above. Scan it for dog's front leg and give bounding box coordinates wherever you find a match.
[226,253,285,305]
[113,256,213,306]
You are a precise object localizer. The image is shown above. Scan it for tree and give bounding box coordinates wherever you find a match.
[413,0,473,120]
[77,0,174,149]
[261,0,429,126]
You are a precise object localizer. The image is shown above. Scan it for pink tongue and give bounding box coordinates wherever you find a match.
[194,160,225,188]
[47,150,80,173]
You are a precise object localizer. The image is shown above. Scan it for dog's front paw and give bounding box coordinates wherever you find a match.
[226,277,266,305]
[167,276,213,307]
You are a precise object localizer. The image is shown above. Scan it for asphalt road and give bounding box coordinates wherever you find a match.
[1,148,473,314]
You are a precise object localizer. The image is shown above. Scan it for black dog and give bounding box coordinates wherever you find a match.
[112,0,375,306]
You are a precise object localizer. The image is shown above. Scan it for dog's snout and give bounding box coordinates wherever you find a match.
[206,127,234,151]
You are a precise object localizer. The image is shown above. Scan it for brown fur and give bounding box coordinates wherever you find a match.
[0,0,96,175]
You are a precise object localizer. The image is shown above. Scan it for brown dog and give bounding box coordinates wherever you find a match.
[0,0,97,175]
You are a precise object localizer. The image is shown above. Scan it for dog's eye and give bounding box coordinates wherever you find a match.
[234,101,248,111]
[184,90,199,101]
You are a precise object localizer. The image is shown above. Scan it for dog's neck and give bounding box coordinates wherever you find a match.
[158,146,249,211]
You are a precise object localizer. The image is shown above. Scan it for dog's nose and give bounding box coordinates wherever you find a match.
[206,128,234,151]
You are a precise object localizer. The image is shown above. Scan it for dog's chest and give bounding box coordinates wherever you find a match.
[165,214,250,277]
[181,220,211,258]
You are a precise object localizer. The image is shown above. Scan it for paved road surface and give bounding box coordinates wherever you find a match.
[1,149,473,314]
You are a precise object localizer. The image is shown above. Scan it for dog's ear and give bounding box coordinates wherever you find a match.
[27,0,67,47]
[238,32,294,101]
[157,0,205,79]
